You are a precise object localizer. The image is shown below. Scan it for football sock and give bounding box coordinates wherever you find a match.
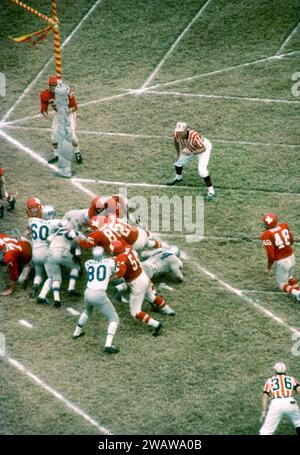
[105,321,118,347]
[136,311,159,327]
[175,165,183,180]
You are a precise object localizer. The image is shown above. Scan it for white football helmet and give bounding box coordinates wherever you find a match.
[168,245,180,257]
[42,205,56,220]
[175,121,187,133]
[273,362,286,373]
[92,246,105,260]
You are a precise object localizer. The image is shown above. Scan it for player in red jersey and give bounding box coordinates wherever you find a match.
[167,121,215,201]
[0,234,32,296]
[111,241,170,335]
[261,213,300,301]
[40,75,82,165]
[0,167,16,218]
[88,194,127,220]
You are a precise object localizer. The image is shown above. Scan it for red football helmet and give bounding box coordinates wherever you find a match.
[110,240,125,255]
[48,75,58,87]
[263,213,278,229]
[26,197,42,218]
[0,167,4,177]
[91,196,107,214]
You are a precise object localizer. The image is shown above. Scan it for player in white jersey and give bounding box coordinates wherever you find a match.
[167,122,215,201]
[142,245,183,282]
[27,205,61,297]
[37,221,82,307]
[62,208,89,231]
[73,246,119,354]
[259,362,300,435]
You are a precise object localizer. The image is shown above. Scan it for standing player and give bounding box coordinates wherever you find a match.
[0,167,16,218]
[167,122,215,201]
[40,75,83,165]
[261,213,300,301]
[0,234,32,296]
[73,246,120,354]
[259,362,300,435]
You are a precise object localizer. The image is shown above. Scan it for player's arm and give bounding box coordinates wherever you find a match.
[261,236,275,272]
[260,392,269,422]
[1,258,18,296]
[173,135,181,160]
[40,93,49,118]
[172,262,184,282]
[68,91,78,113]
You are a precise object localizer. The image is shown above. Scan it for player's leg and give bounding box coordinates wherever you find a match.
[286,400,300,434]
[259,402,283,435]
[62,254,81,296]
[277,256,300,300]
[73,290,94,338]
[96,291,120,353]
[198,139,214,200]
[167,152,194,186]
[129,276,163,336]
[145,281,175,315]
[49,114,59,163]
[70,112,83,164]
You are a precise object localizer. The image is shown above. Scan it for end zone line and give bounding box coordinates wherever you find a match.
[1,0,104,124]
[5,357,113,435]
[193,262,300,338]
[145,90,300,105]
[276,21,300,55]
[141,0,214,89]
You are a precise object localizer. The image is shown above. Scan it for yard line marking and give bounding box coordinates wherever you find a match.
[18,320,33,329]
[240,290,290,295]
[193,262,300,337]
[67,308,81,316]
[144,50,300,92]
[1,0,105,124]
[5,357,113,435]
[3,125,300,149]
[276,21,300,55]
[141,0,214,89]
[145,89,300,105]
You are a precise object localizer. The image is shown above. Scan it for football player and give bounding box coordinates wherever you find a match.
[40,75,83,165]
[0,167,16,218]
[167,122,215,201]
[73,246,120,354]
[0,234,32,296]
[261,213,300,301]
[141,245,184,282]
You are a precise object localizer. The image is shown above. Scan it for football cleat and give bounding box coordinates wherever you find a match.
[37,297,50,305]
[152,322,163,337]
[75,151,83,164]
[7,197,16,212]
[48,156,58,164]
[55,170,74,179]
[0,203,4,219]
[104,345,119,354]
[72,326,85,339]
[29,285,39,298]
[54,300,61,308]
[166,177,182,186]
[205,193,215,202]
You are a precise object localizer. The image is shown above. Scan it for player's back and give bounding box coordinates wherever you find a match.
[63,209,89,230]
[265,373,297,399]
[48,226,74,251]
[116,247,143,282]
[85,258,115,291]
[29,217,61,248]
[261,222,294,261]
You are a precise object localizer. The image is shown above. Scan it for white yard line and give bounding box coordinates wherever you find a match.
[140,0,214,89]
[144,51,300,92]
[1,0,104,124]
[193,263,300,337]
[145,89,300,105]
[5,357,113,435]
[18,320,33,329]
[276,21,300,55]
[67,308,81,316]
[240,290,289,295]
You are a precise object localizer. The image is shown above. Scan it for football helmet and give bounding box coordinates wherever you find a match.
[91,196,107,215]
[42,205,56,220]
[110,240,125,255]
[48,75,58,87]
[263,213,278,229]
[26,197,42,218]
[168,245,180,257]
[273,362,286,373]
[0,167,4,177]
[175,121,187,133]
[92,246,105,260]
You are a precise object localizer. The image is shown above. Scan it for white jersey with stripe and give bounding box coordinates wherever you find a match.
[263,374,299,399]
[85,258,116,291]
[142,248,183,276]
[28,217,62,249]
[174,128,205,153]
[48,225,75,252]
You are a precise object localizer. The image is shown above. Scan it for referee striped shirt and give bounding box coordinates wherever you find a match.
[263,374,300,399]
[174,128,205,153]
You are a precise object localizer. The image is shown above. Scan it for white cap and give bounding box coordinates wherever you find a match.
[273,362,286,373]
[175,121,187,133]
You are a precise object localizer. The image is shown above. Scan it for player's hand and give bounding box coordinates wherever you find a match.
[259,412,266,423]
[264,267,271,274]
[182,148,192,156]
[1,288,13,296]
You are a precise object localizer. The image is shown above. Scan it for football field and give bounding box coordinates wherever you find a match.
[0,0,300,435]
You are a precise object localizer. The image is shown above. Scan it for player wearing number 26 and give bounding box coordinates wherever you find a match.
[259,362,300,435]
[261,213,300,301]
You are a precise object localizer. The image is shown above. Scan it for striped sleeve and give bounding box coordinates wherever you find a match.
[263,378,271,394]
[190,130,204,148]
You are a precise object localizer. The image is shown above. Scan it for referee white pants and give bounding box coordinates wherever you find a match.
[275,254,296,288]
[175,138,212,178]
[260,397,300,435]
